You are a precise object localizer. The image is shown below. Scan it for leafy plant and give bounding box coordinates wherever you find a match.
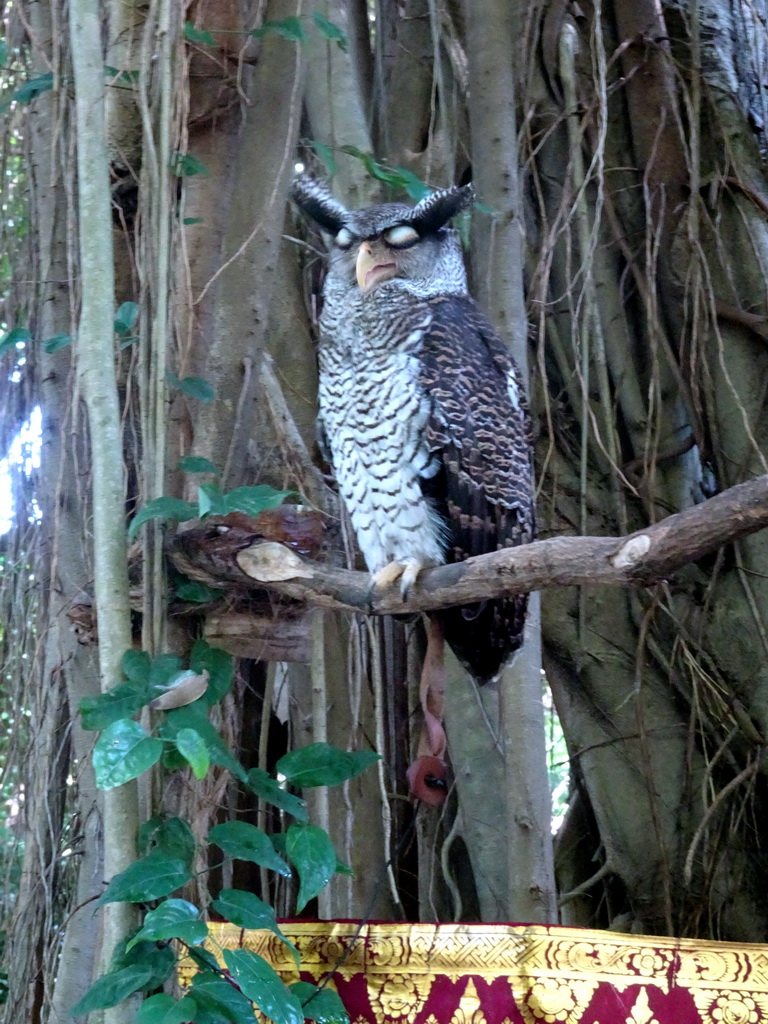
[311,12,348,52]
[308,140,337,178]
[0,326,30,356]
[114,300,139,336]
[0,306,142,359]
[184,13,348,52]
[166,371,215,402]
[251,16,307,42]
[174,579,222,604]
[128,474,295,540]
[75,639,379,1020]
[0,72,54,112]
[183,22,216,46]
[171,152,210,177]
[177,455,219,476]
[42,333,72,353]
[104,66,140,85]
[338,147,431,201]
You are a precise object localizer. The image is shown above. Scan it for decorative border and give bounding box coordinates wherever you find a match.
[178,923,768,1024]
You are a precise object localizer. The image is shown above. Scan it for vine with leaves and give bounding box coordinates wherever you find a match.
[74,636,375,1023]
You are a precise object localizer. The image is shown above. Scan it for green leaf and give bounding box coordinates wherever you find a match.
[271,831,288,858]
[71,941,176,1015]
[208,821,292,877]
[277,743,380,788]
[183,217,203,225]
[212,889,299,966]
[246,767,308,823]
[223,949,304,1024]
[70,965,158,1015]
[197,482,226,517]
[0,40,8,67]
[180,376,215,401]
[336,147,430,200]
[1,72,54,112]
[137,994,198,1024]
[184,22,216,45]
[392,167,431,201]
[335,857,354,877]
[308,140,337,177]
[123,648,151,683]
[111,937,176,974]
[190,639,233,704]
[127,899,208,951]
[79,682,148,731]
[285,824,337,912]
[42,333,72,353]
[223,485,295,516]
[166,372,215,402]
[105,66,140,84]
[175,579,221,603]
[187,946,222,974]
[0,326,30,355]
[150,654,184,689]
[339,146,389,183]
[291,982,349,1024]
[178,455,220,476]
[93,719,163,790]
[162,747,188,772]
[189,973,256,1024]
[171,152,210,177]
[114,300,140,335]
[138,815,165,853]
[144,817,196,865]
[175,727,210,779]
[163,703,247,781]
[128,496,198,540]
[98,853,192,905]
[251,16,306,42]
[312,12,348,52]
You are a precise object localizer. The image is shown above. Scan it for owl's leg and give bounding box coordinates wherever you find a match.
[406,616,448,807]
[371,558,426,599]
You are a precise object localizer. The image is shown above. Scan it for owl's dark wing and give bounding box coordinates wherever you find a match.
[418,294,534,682]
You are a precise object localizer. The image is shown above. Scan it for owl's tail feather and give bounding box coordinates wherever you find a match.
[436,594,528,684]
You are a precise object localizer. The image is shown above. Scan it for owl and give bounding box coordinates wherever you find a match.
[291,175,534,683]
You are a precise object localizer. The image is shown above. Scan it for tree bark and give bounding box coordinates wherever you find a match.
[69,0,138,1017]
[464,0,556,922]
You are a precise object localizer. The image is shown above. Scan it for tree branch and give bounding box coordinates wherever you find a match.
[168,475,768,615]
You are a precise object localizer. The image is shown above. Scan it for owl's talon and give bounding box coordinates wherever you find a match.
[372,562,407,591]
[369,560,424,600]
[365,564,400,608]
[364,578,377,611]
[399,561,424,599]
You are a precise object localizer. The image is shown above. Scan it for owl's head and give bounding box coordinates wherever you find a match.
[291,175,473,298]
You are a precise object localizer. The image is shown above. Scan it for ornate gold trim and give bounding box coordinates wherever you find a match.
[179,923,768,1024]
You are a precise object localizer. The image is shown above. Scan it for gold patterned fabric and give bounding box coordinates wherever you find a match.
[180,922,768,1024]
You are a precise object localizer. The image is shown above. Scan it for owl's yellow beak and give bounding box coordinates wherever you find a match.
[356,242,397,292]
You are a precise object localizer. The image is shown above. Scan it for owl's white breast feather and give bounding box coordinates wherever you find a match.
[317,302,446,573]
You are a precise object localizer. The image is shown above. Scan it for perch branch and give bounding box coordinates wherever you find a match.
[167,475,768,616]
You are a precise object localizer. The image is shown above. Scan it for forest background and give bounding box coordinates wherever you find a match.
[2,0,768,1020]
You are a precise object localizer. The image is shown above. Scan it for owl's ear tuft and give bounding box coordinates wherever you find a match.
[409,184,475,236]
[290,174,349,235]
